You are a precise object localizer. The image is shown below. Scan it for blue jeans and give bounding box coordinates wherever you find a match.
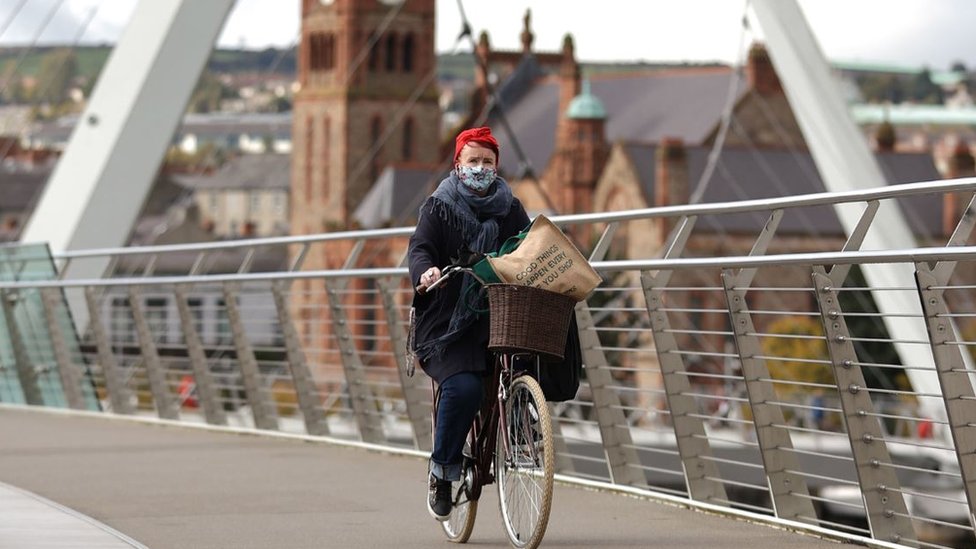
[429,372,483,481]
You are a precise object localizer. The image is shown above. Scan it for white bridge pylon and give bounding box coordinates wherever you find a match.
[751,0,949,428]
[19,0,235,328]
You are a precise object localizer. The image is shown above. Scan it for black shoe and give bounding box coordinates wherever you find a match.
[427,473,452,521]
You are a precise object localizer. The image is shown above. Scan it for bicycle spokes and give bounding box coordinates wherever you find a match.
[496,376,554,549]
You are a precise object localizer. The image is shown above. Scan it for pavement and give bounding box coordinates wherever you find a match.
[0,407,855,549]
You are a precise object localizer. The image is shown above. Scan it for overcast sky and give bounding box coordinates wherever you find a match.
[1,0,975,70]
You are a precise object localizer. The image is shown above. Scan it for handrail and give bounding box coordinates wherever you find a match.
[43,176,976,260]
[8,178,976,547]
[0,267,409,289]
[5,245,976,290]
[596,245,976,272]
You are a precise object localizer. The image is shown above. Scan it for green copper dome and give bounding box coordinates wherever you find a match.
[566,79,606,120]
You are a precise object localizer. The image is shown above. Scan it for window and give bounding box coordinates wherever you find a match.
[310,33,321,70]
[305,33,314,72]
[272,193,285,215]
[322,116,331,200]
[208,192,218,213]
[370,116,382,182]
[110,297,133,344]
[146,297,168,344]
[305,115,314,202]
[402,116,414,161]
[187,298,204,335]
[402,33,415,72]
[325,33,335,71]
[249,192,261,215]
[216,298,232,345]
[384,32,397,72]
[368,33,380,72]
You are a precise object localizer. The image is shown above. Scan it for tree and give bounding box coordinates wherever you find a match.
[761,316,832,390]
[859,74,905,104]
[910,68,943,104]
[34,48,78,105]
[188,70,234,113]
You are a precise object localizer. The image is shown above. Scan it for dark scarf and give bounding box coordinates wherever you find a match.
[416,172,513,360]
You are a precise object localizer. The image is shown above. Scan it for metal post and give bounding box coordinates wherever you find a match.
[39,288,85,410]
[173,284,227,425]
[325,279,384,444]
[721,271,818,524]
[222,282,278,431]
[84,287,134,414]
[915,263,976,529]
[811,269,916,545]
[575,302,644,485]
[376,278,431,451]
[572,221,643,484]
[128,287,179,420]
[1,290,43,405]
[715,209,818,522]
[271,281,329,436]
[639,215,728,502]
[642,270,728,503]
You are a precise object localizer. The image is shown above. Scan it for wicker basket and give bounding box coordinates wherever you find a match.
[486,284,576,361]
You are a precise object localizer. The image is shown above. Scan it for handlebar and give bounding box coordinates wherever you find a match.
[415,265,487,295]
[415,265,464,295]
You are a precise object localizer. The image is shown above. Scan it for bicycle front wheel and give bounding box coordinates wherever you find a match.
[495,375,554,549]
[442,440,478,543]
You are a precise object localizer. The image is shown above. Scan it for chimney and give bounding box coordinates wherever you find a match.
[874,120,896,152]
[557,34,580,141]
[746,43,782,96]
[943,139,976,236]
[470,31,492,118]
[656,138,689,207]
[520,9,534,54]
[655,138,689,236]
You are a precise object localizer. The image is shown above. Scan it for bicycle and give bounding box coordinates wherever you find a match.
[416,266,576,549]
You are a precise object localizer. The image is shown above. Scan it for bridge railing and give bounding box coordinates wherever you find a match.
[5,177,976,548]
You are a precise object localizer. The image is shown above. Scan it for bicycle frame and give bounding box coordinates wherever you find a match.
[430,352,542,505]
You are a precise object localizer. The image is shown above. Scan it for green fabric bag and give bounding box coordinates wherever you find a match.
[471,222,531,284]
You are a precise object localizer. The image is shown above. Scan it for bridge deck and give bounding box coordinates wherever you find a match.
[0,408,850,549]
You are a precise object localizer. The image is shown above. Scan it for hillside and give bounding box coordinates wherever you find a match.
[1,45,723,85]
[0,46,299,82]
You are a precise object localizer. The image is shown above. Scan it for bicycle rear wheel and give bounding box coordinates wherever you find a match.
[495,375,554,549]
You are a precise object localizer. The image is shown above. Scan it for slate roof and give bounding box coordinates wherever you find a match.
[112,245,289,276]
[28,112,292,148]
[0,160,52,213]
[173,153,290,191]
[488,68,746,178]
[353,165,448,228]
[621,143,944,237]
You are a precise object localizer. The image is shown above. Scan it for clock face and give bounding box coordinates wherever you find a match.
[319,0,334,5]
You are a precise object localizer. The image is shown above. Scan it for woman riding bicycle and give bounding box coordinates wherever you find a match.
[408,126,529,521]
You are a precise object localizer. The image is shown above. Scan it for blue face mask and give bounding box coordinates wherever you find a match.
[457,165,496,192]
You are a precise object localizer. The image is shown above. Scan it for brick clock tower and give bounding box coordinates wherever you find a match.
[292,0,441,244]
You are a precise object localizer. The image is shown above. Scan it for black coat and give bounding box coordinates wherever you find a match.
[408,196,529,383]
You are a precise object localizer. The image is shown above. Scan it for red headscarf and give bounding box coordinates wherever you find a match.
[454,126,499,163]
